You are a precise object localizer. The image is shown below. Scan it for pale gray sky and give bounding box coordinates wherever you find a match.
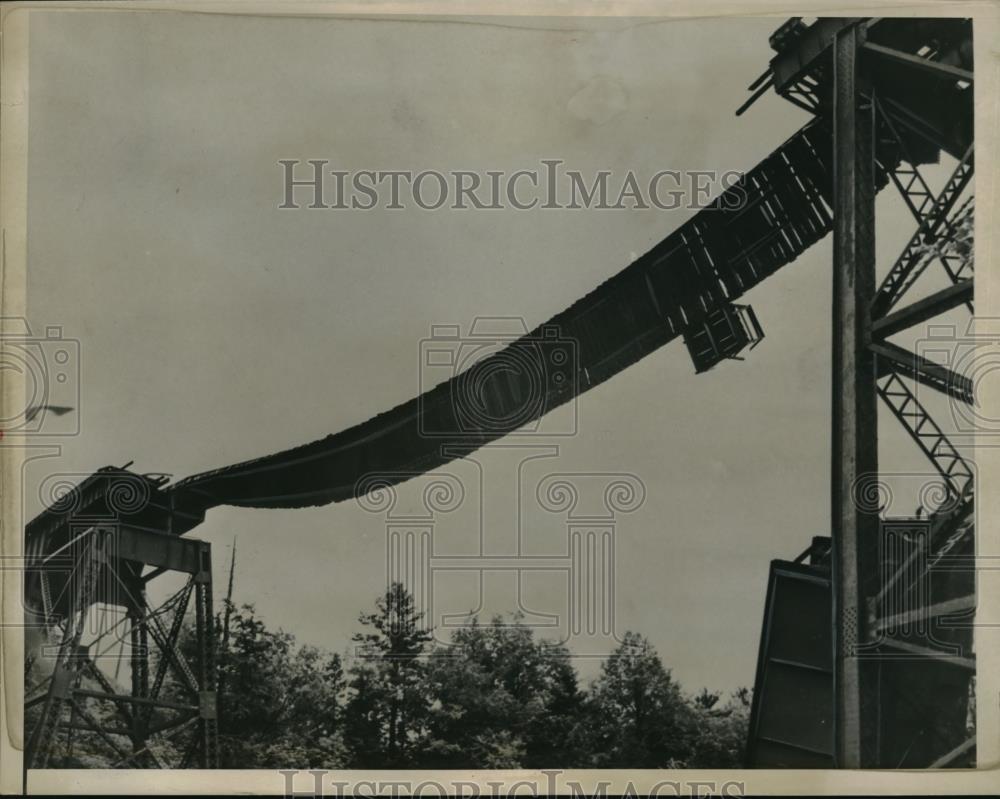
[26,10,966,692]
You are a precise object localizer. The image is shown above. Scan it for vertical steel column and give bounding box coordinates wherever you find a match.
[129,585,149,756]
[831,23,880,768]
[195,543,219,768]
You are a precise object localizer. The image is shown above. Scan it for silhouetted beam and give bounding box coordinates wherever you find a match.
[736,76,775,116]
[878,95,968,161]
[72,688,198,713]
[748,68,773,91]
[872,593,975,633]
[929,736,976,768]
[862,41,974,83]
[870,340,972,404]
[878,638,975,670]
[872,281,973,338]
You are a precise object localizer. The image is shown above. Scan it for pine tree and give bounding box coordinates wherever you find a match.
[345,583,432,767]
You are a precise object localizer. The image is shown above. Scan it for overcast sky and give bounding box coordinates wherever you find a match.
[25,10,967,693]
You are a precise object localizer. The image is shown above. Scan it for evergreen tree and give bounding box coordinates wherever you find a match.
[344,583,432,767]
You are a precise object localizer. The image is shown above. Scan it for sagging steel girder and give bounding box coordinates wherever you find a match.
[26,115,849,537]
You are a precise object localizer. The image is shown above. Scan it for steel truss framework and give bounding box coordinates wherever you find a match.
[866,140,976,767]
[823,19,974,768]
[24,524,219,769]
[745,17,975,769]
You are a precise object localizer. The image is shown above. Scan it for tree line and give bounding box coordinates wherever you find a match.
[209,583,750,769]
[34,582,749,768]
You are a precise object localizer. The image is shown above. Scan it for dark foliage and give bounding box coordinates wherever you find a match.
[47,583,749,768]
